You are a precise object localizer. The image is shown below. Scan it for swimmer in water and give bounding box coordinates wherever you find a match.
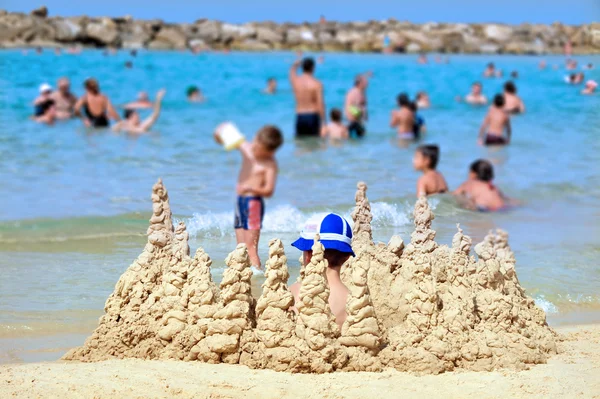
[416,91,430,109]
[413,144,448,197]
[510,70,519,79]
[345,73,370,138]
[124,61,133,69]
[263,77,277,94]
[290,57,325,138]
[321,108,349,140]
[539,60,547,70]
[483,62,496,77]
[74,78,120,128]
[453,160,508,212]
[32,83,56,124]
[51,77,77,120]
[503,81,525,114]
[124,92,153,110]
[113,89,166,134]
[186,86,205,102]
[582,80,597,95]
[463,82,488,105]
[478,94,511,146]
[418,53,428,64]
[390,93,415,140]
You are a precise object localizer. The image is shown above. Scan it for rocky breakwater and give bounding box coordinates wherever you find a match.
[1,7,599,54]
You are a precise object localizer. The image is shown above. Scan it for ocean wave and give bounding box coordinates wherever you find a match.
[183,202,414,238]
[534,295,559,314]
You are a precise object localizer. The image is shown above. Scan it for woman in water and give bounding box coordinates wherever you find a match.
[74,78,119,128]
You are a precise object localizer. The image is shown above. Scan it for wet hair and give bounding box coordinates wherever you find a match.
[330,108,342,122]
[504,81,517,94]
[267,77,275,83]
[186,85,199,97]
[408,101,418,112]
[302,57,315,73]
[123,109,136,119]
[84,78,99,94]
[324,249,351,268]
[487,62,495,68]
[493,94,505,107]
[256,125,284,152]
[397,93,411,107]
[470,159,494,182]
[417,144,440,169]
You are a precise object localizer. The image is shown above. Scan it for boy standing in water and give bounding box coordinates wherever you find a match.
[413,145,448,197]
[321,109,349,140]
[214,125,284,271]
[478,94,512,146]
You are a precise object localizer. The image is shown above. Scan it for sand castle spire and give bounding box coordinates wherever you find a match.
[203,244,255,364]
[340,255,382,371]
[147,178,174,248]
[173,221,190,261]
[406,196,437,254]
[242,239,301,371]
[351,181,373,248]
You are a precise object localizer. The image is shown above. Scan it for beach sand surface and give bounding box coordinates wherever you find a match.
[1,324,599,399]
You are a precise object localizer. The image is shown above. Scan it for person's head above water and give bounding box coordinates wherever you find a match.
[252,125,283,159]
[57,78,70,93]
[84,78,100,95]
[487,62,495,69]
[186,85,200,99]
[39,83,53,95]
[414,144,440,171]
[292,213,354,267]
[123,109,140,124]
[472,82,483,94]
[397,93,411,107]
[493,94,505,108]
[137,91,149,102]
[469,159,494,182]
[504,81,517,94]
[354,75,367,89]
[302,57,315,74]
[330,108,342,123]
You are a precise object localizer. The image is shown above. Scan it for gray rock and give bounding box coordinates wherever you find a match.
[317,30,335,44]
[52,18,82,41]
[120,23,151,49]
[336,29,362,44]
[188,38,208,49]
[484,24,513,42]
[151,26,187,49]
[221,23,255,42]
[0,14,35,41]
[233,39,270,51]
[256,26,282,43]
[194,20,221,41]
[479,43,500,54]
[85,18,119,45]
[31,6,48,18]
[406,42,422,53]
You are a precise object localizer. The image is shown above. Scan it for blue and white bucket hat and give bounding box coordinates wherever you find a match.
[291,213,355,256]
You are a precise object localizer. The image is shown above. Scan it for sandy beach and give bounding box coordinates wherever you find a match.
[1,324,598,399]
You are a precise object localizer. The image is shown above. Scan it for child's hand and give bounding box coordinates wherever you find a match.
[213,125,224,145]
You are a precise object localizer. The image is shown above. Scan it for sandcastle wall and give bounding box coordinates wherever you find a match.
[64,178,557,374]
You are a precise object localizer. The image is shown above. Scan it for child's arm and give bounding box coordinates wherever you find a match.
[416,176,427,198]
[106,98,121,121]
[452,181,468,196]
[139,89,166,132]
[289,60,300,85]
[477,114,489,145]
[320,125,328,138]
[390,111,398,127]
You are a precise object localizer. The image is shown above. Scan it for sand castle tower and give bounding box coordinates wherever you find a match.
[351,182,373,249]
[295,235,347,372]
[201,244,255,364]
[241,239,302,371]
[339,255,382,371]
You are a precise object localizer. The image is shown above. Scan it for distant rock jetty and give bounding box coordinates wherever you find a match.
[1,7,599,54]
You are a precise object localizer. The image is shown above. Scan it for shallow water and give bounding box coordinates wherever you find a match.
[0,50,599,363]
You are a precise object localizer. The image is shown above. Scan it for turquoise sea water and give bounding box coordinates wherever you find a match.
[0,50,599,363]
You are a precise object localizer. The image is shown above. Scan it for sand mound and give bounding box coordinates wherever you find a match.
[64,179,557,374]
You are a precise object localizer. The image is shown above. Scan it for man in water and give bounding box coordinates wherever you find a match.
[113,89,166,134]
[464,82,488,105]
[289,57,325,138]
[51,77,77,120]
[478,94,511,146]
[390,93,415,140]
[344,73,370,138]
[124,92,153,109]
[263,77,277,94]
[289,213,354,330]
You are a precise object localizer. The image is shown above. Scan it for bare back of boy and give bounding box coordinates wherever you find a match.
[487,107,510,137]
[417,170,448,197]
[322,122,348,140]
[454,180,505,211]
[391,108,414,136]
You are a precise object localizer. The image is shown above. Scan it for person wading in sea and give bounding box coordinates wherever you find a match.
[289,57,325,138]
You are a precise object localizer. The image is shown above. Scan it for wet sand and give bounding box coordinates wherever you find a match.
[1,324,599,399]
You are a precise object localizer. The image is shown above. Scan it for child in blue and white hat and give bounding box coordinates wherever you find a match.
[289,213,354,330]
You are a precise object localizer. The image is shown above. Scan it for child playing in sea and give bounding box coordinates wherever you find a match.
[478,94,512,146]
[321,108,349,140]
[413,145,448,197]
[214,124,284,271]
[453,159,506,212]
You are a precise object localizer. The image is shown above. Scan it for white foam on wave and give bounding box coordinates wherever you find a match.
[534,295,559,314]
[183,202,413,238]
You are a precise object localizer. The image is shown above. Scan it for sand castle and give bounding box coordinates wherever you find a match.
[64,179,557,374]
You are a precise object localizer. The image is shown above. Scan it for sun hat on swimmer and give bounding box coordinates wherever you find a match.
[291,213,355,256]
